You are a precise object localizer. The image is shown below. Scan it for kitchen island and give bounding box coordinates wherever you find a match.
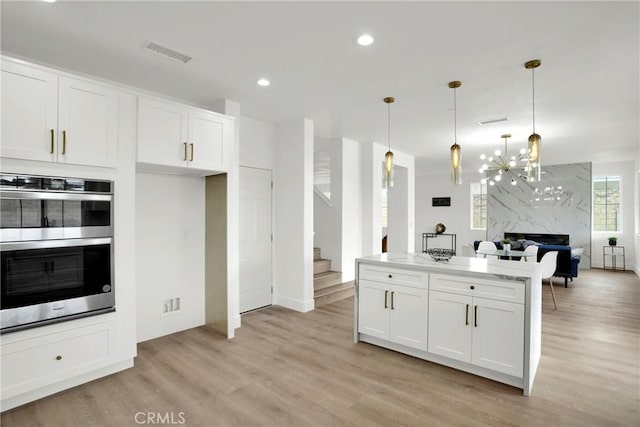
[354,253,542,396]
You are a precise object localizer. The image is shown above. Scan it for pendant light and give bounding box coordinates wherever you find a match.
[525,59,542,182]
[383,97,395,188]
[448,81,462,185]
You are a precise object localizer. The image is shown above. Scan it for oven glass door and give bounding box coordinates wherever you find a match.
[1,240,112,310]
[0,196,111,228]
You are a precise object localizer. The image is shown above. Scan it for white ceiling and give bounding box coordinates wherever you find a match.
[2,1,638,175]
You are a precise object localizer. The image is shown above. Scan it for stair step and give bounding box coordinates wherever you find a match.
[314,259,331,275]
[314,247,321,261]
[313,271,342,291]
[314,281,354,307]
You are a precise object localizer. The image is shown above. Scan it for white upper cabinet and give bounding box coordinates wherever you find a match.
[1,60,118,168]
[137,96,234,175]
[57,77,118,168]
[137,97,189,168]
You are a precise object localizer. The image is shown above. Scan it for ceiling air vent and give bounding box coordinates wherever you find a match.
[478,117,508,125]
[144,41,192,64]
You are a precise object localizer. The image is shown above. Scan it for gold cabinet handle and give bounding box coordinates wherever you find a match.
[474,305,478,327]
[183,142,188,161]
[384,290,388,309]
[62,130,67,154]
[56,355,62,361]
[50,129,55,153]
[391,291,395,310]
[190,143,194,161]
[465,304,469,325]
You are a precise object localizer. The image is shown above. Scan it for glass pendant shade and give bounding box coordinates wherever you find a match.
[383,97,395,188]
[384,150,394,188]
[450,143,461,185]
[527,133,541,182]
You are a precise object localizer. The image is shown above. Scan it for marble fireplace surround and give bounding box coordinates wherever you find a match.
[487,162,591,268]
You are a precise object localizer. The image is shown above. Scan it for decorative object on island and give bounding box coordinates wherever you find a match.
[383,96,395,188]
[422,233,457,255]
[502,238,512,253]
[525,59,542,183]
[448,80,462,186]
[435,223,446,234]
[479,134,529,186]
[426,248,454,262]
[608,237,618,246]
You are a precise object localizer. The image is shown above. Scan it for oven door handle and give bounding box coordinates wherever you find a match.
[0,237,112,251]
[0,191,112,202]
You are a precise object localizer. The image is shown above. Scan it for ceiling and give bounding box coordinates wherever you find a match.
[1,1,638,175]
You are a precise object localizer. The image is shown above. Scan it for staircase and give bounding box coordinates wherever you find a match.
[314,247,354,307]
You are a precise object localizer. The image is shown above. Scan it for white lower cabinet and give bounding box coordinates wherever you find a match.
[358,279,428,351]
[1,319,116,400]
[428,290,524,377]
[356,261,538,395]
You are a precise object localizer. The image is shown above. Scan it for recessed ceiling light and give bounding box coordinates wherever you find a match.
[257,78,270,87]
[42,0,56,3]
[356,34,374,46]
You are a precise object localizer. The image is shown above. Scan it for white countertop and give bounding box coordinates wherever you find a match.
[357,253,540,281]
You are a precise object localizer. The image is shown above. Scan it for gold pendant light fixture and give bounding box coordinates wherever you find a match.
[383,96,395,188]
[525,59,542,182]
[448,81,462,186]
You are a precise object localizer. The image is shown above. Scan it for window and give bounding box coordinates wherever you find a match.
[470,182,487,230]
[593,176,621,232]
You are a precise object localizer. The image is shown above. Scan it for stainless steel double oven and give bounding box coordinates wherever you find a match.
[0,174,115,333]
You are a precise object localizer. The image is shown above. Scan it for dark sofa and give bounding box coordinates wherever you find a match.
[473,232,580,287]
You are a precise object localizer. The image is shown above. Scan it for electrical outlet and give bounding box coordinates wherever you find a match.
[161,297,181,316]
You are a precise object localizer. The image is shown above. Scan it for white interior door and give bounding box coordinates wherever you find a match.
[239,167,273,313]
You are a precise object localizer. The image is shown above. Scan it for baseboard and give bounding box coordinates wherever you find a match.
[275,295,315,312]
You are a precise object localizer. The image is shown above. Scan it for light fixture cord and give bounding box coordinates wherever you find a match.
[453,87,457,143]
[387,102,391,151]
[531,67,536,134]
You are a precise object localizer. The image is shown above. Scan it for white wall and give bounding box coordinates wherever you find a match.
[592,160,637,271]
[273,119,314,312]
[387,165,409,253]
[239,116,275,170]
[135,172,206,342]
[362,142,415,256]
[313,137,342,271]
[414,171,486,254]
[341,138,363,281]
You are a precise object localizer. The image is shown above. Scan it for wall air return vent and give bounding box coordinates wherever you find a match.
[144,41,192,64]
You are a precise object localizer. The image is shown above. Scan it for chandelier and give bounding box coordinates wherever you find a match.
[478,134,529,186]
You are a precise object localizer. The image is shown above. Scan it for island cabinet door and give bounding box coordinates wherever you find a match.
[388,285,428,350]
[428,291,472,363]
[471,297,524,377]
[358,280,390,340]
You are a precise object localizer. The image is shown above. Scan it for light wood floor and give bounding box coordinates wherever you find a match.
[2,269,639,426]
